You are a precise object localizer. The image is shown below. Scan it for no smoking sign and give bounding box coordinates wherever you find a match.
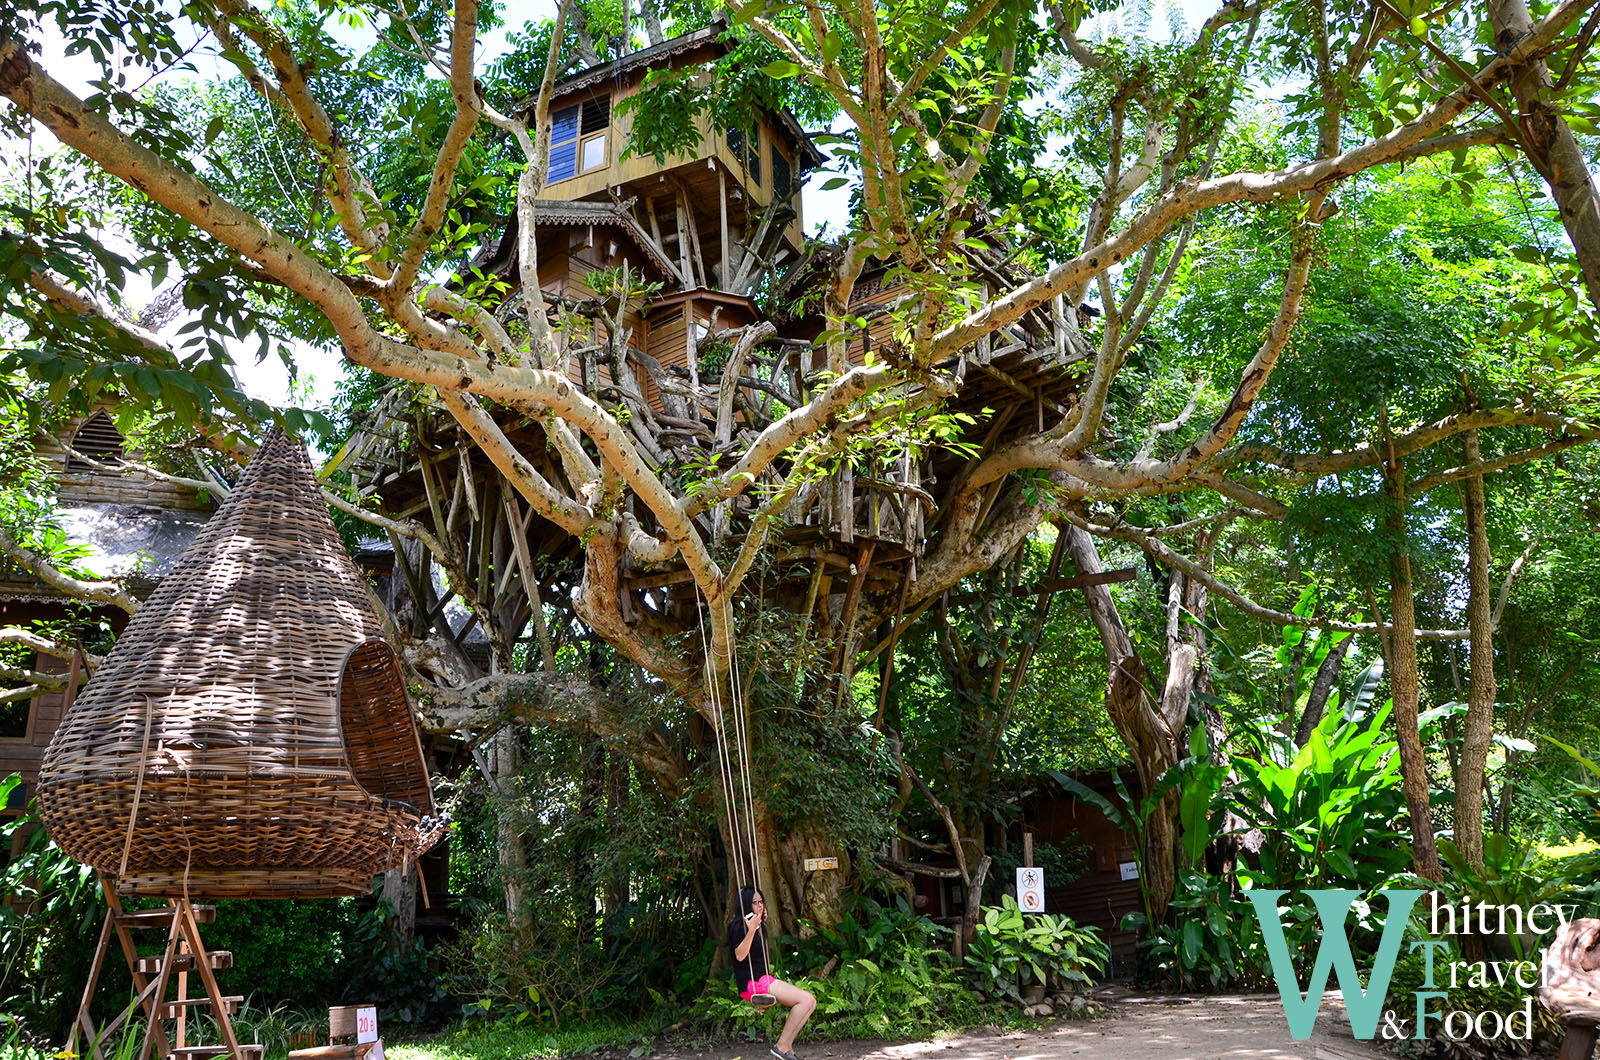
[1016,867,1045,912]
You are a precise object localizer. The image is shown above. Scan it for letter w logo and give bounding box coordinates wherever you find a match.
[1246,889,1423,1039]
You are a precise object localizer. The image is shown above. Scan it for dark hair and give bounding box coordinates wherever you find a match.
[730,885,762,929]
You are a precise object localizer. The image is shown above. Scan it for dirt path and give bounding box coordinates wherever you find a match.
[652,993,1388,1060]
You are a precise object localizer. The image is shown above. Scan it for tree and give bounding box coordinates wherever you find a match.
[3,0,1600,928]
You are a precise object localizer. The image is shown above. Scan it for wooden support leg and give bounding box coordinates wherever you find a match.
[177,898,243,1058]
[68,911,115,1060]
[134,907,184,1060]
[94,877,174,1059]
[175,940,189,1052]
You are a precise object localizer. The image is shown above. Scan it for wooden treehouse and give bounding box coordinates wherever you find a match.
[332,22,1095,639]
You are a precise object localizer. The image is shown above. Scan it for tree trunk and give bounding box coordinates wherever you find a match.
[1455,430,1497,869]
[1294,635,1354,746]
[1381,454,1444,882]
[380,864,419,944]
[573,737,604,948]
[489,726,531,932]
[604,749,631,917]
[1488,0,1600,311]
[1063,524,1181,921]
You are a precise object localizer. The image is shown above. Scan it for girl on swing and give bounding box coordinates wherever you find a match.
[728,885,816,1060]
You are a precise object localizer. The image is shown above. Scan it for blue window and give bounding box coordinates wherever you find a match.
[550,98,610,183]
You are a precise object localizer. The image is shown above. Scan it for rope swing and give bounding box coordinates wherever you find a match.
[693,585,774,1007]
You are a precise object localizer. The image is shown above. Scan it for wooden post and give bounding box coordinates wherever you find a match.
[674,193,692,288]
[956,855,992,960]
[683,305,699,390]
[1023,832,1034,869]
[718,165,730,291]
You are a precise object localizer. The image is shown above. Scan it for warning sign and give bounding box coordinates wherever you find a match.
[1016,867,1045,912]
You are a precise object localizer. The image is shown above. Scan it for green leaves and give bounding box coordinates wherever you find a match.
[966,895,1108,1002]
[759,60,802,80]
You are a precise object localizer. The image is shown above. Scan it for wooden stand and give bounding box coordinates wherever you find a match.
[68,875,260,1060]
[288,1006,380,1060]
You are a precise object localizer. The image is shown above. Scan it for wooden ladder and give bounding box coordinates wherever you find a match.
[68,875,261,1060]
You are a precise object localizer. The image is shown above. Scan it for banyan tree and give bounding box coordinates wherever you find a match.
[36,428,444,899]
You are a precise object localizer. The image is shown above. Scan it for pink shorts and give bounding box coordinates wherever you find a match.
[741,974,776,1001]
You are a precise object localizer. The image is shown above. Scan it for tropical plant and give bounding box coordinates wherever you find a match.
[1229,671,1413,895]
[1122,872,1268,991]
[964,895,1107,1004]
[0,774,103,1040]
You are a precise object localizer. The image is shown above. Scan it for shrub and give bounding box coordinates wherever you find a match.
[1123,871,1269,991]
[0,778,103,1040]
[1385,944,1562,1058]
[964,895,1107,1003]
[440,913,621,1028]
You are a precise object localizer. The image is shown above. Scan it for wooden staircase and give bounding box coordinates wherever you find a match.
[68,876,262,1060]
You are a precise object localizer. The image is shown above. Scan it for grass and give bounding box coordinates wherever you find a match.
[385,991,1051,1060]
[386,1017,659,1060]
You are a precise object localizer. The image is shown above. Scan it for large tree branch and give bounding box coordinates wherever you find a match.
[0,51,738,599]
[975,226,1318,490]
[388,0,484,294]
[418,670,682,784]
[1069,513,1540,642]
[0,525,139,614]
[688,362,925,515]
[204,0,393,271]
[928,0,1591,357]
[1407,431,1600,493]
[1216,408,1597,475]
[27,268,181,366]
[0,626,101,666]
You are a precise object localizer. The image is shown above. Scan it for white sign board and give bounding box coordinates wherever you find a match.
[1119,861,1140,881]
[356,1007,379,1045]
[1016,866,1045,912]
[803,856,840,871]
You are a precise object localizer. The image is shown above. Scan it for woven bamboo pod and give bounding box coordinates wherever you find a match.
[37,429,445,898]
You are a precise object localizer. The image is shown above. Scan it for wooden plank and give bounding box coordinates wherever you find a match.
[156,996,243,1019]
[134,951,233,975]
[116,905,216,927]
[176,898,243,1060]
[288,1045,376,1060]
[718,165,730,289]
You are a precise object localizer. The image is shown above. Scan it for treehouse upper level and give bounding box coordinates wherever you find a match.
[532,21,823,295]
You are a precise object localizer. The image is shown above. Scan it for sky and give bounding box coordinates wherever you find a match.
[20,0,1222,411]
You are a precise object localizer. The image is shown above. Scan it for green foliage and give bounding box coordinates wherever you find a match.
[384,1012,667,1060]
[1385,942,1564,1055]
[780,895,941,974]
[1436,835,1571,961]
[1122,871,1267,991]
[1230,691,1413,893]
[204,899,359,1011]
[964,896,1107,1003]
[441,913,622,1028]
[220,999,324,1058]
[0,777,102,1039]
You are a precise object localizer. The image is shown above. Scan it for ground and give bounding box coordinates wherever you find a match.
[643,993,1389,1060]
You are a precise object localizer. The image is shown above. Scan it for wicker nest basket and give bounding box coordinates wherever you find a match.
[37,429,445,898]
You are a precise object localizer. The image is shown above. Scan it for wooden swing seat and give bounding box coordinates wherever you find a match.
[749,993,777,1009]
